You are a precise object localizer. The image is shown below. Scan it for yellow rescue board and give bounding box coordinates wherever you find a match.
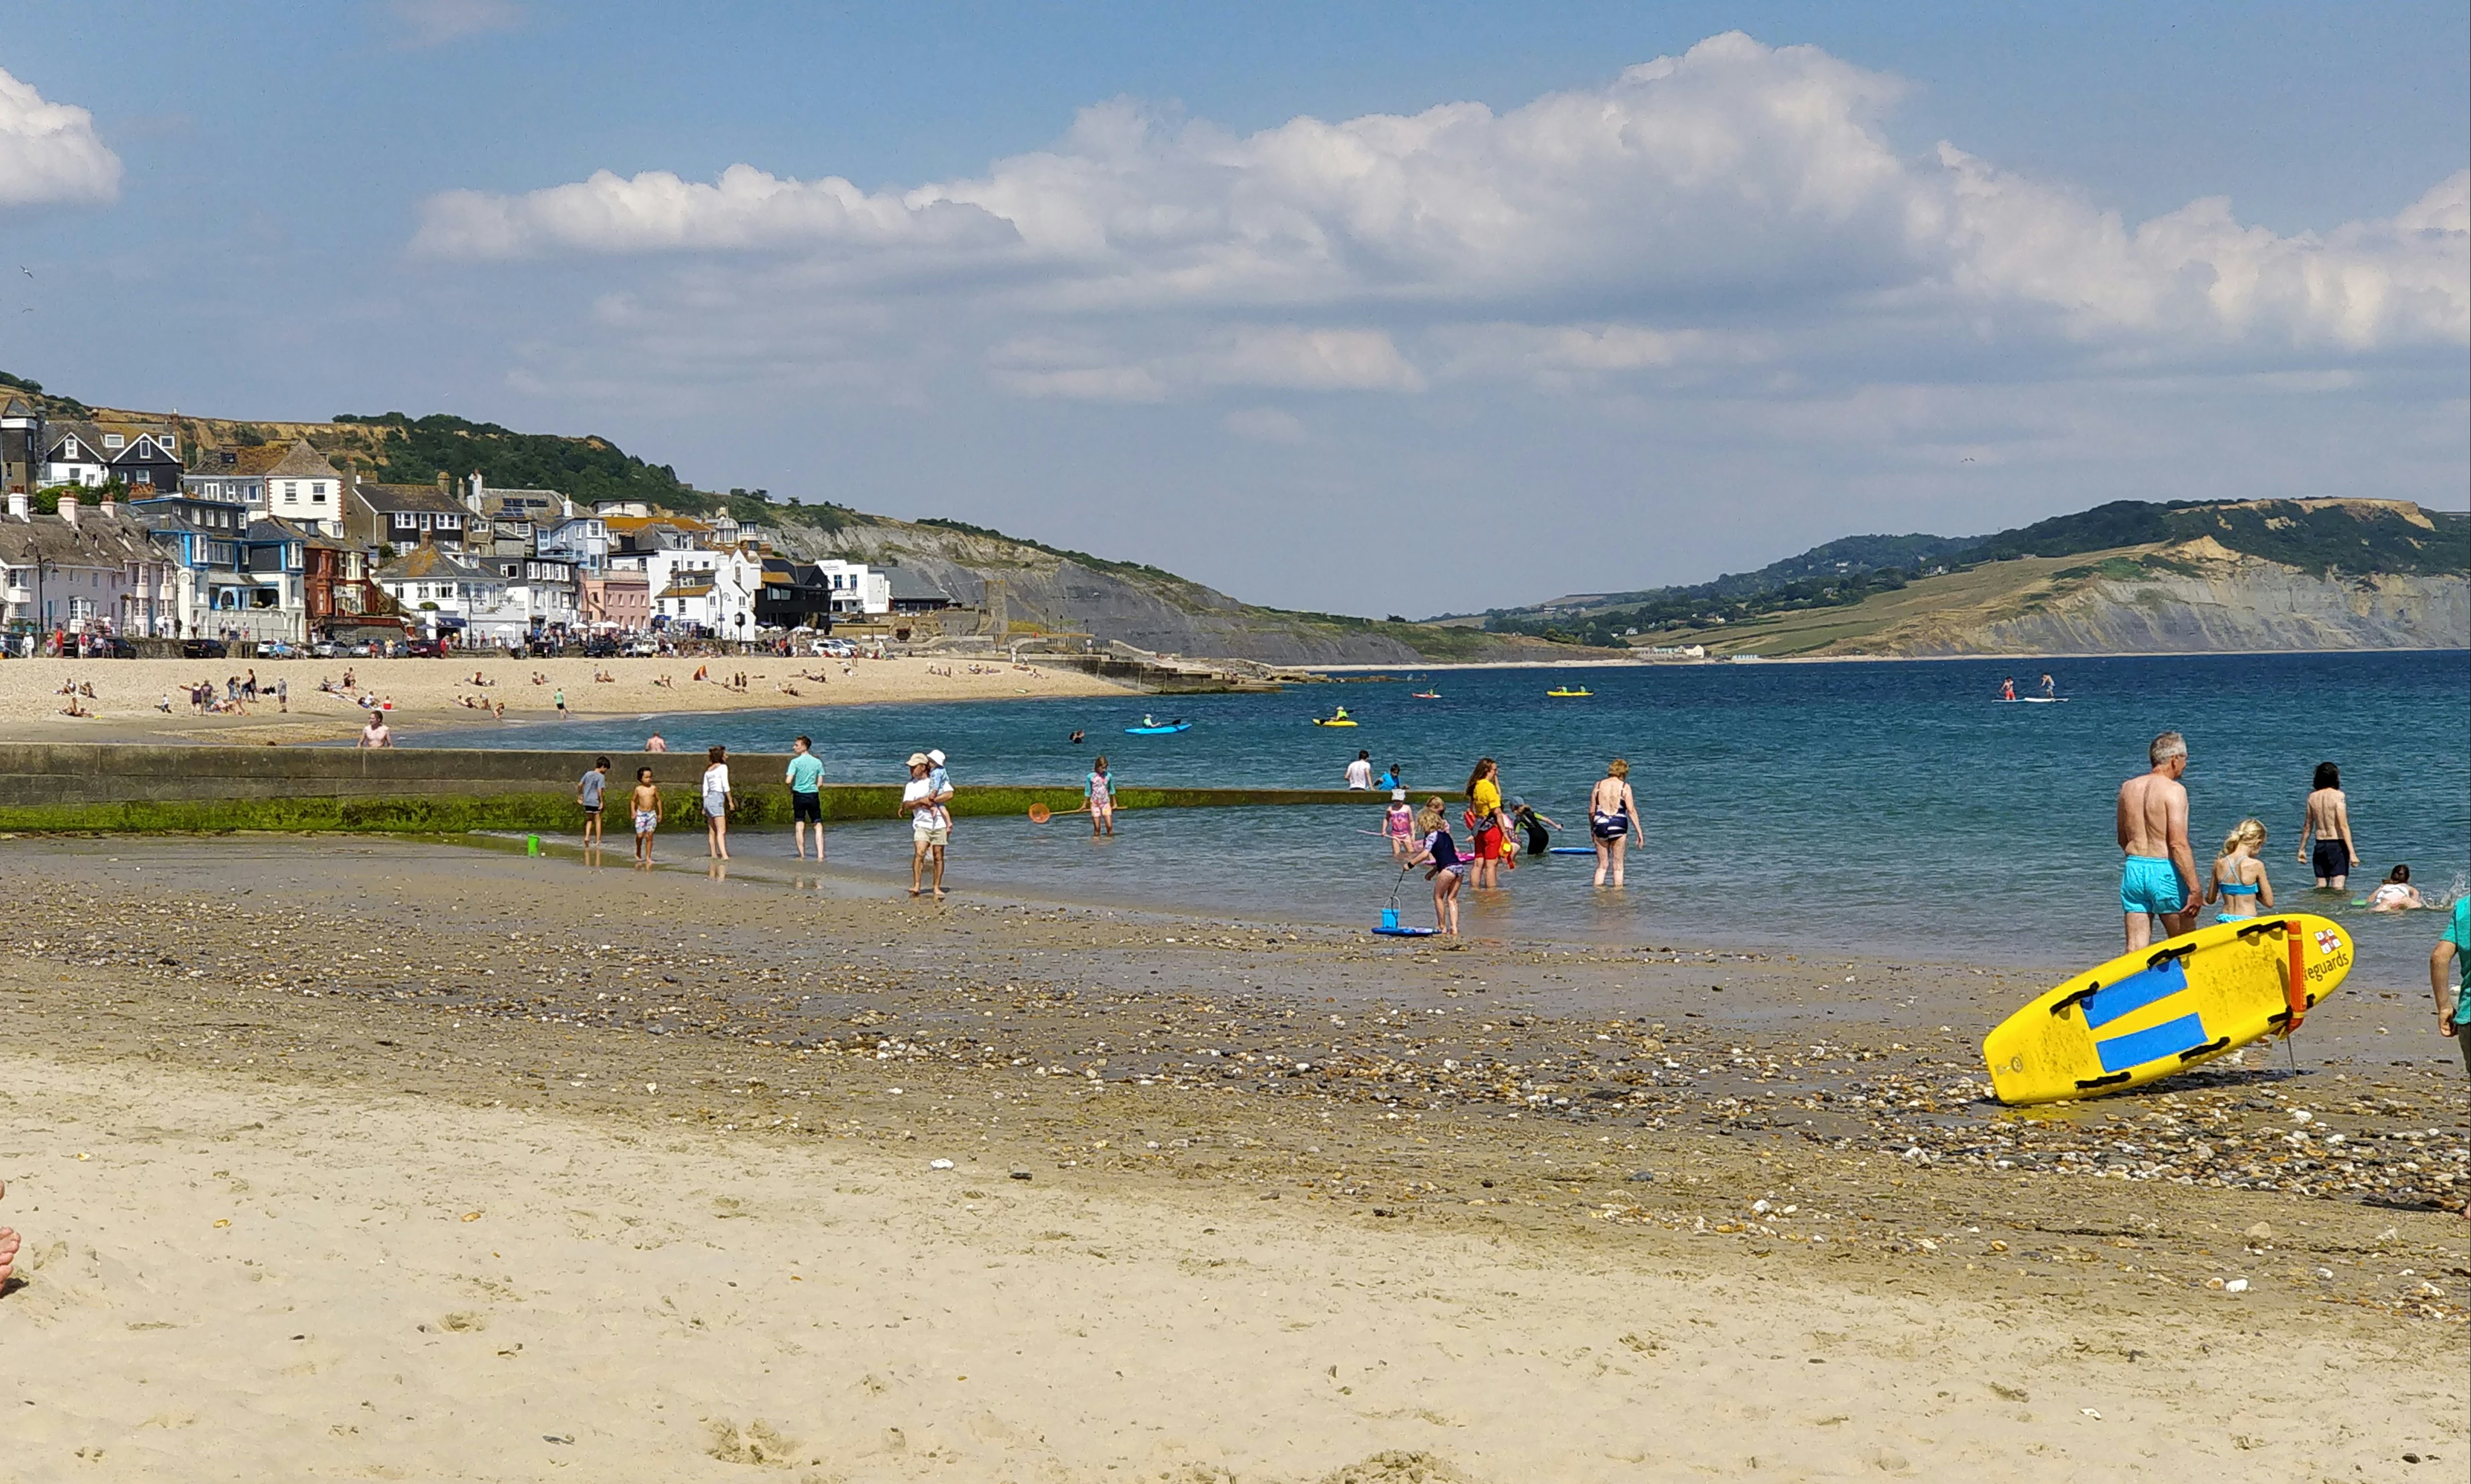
[1983,914,2353,1106]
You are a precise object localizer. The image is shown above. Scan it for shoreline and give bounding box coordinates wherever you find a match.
[1313,643,2471,673]
[0,653,1134,747]
[3,834,2462,1480]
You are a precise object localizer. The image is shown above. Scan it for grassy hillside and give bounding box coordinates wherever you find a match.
[9,374,1577,663]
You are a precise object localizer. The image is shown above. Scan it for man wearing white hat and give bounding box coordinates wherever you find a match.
[902,752,953,899]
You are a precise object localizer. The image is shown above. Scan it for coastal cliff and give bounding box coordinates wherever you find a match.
[1951,550,2468,657]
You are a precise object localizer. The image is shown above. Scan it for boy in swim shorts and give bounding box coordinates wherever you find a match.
[630,767,661,868]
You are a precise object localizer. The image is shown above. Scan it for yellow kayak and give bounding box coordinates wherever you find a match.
[1546,688,1592,698]
[1312,718,1358,726]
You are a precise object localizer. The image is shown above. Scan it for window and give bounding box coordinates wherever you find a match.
[103,434,124,450]
[281,482,298,505]
[312,482,328,502]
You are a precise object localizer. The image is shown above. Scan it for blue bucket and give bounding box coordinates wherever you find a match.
[1380,908,1399,930]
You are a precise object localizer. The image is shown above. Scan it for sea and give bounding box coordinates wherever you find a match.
[427,651,2469,983]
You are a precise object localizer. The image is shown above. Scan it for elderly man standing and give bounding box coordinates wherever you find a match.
[2117,731,2198,951]
[902,751,953,900]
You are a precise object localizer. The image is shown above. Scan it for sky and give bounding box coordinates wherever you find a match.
[0,1,2463,615]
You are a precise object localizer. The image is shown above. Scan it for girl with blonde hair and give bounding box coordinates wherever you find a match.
[1405,795,1467,936]
[2203,817,2273,924]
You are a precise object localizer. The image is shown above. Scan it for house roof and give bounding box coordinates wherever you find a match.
[375,545,495,582]
[260,439,341,482]
[655,577,715,600]
[0,509,160,567]
[248,515,349,551]
[355,482,469,515]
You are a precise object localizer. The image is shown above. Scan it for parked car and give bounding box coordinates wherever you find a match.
[404,638,449,658]
[179,639,228,660]
[623,638,659,657]
[99,636,137,659]
[581,637,619,659]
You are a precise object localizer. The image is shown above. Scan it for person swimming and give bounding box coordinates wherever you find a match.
[2368,864,2428,912]
[2204,817,2273,924]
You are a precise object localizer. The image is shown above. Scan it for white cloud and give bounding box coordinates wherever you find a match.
[412,31,2468,407]
[1223,407,1307,444]
[382,0,523,49]
[0,68,120,211]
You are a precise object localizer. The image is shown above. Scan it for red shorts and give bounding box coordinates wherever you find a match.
[1474,826,1503,860]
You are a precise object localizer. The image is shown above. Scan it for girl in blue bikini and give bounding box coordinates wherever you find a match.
[2203,818,2274,924]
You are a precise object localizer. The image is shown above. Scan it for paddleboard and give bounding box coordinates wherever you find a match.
[1372,925,1442,937]
[2019,696,2066,703]
[1982,914,2353,1105]
[1548,847,1595,855]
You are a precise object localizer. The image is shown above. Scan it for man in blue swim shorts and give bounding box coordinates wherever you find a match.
[2116,730,2198,951]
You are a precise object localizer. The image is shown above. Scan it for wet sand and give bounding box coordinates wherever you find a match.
[2,837,2463,1481]
[0,654,1125,746]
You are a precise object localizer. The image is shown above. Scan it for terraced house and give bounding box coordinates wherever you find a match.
[1,488,177,638]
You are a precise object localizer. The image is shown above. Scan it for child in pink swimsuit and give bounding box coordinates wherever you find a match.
[1383,791,1415,860]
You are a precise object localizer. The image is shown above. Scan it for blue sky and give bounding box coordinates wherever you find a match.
[2,2,2464,613]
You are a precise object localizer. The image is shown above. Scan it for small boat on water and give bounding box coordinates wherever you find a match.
[1311,717,1359,727]
[1410,690,1441,699]
[1124,718,1191,734]
[1546,687,1593,698]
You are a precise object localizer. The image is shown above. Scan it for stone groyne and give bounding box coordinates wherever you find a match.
[0,745,1380,833]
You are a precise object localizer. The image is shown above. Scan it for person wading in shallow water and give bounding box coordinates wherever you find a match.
[2298,761,2359,890]
[2117,731,2198,951]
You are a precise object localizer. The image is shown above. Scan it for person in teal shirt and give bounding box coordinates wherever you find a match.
[785,734,827,860]
[2434,895,2471,1217]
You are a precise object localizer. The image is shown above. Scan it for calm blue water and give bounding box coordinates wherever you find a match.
[430,652,2469,977]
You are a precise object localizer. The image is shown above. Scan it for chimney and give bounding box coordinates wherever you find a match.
[58,492,78,529]
[7,492,26,522]
[467,471,485,514]
[436,471,450,494]
[97,491,115,519]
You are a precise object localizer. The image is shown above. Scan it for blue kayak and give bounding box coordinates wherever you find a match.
[1124,721,1192,734]
[1372,924,1441,937]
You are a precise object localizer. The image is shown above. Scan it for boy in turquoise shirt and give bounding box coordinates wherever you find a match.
[785,734,827,860]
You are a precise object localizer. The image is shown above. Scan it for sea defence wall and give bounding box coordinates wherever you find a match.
[0,744,1381,833]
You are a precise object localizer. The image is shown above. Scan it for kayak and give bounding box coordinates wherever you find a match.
[1410,691,1441,699]
[1124,721,1191,734]
[1372,924,1441,937]
[1546,688,1592,697]
[1312,718,1359,727]
[1548,847,1595,855]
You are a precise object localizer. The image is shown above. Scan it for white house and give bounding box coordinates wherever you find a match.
[641,544,765,634]
[374,545,526,646]
[258,440,347,537]
[812,559,891,614]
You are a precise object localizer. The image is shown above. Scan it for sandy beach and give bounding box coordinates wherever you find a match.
[2,837,2462,1481]
[0,654,1129,746]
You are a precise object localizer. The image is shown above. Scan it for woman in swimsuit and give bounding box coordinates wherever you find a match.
[2367,864,2426,912]
[1588,758,1641,889]
[1404,797,1466,937]
[2203,817,2273,924]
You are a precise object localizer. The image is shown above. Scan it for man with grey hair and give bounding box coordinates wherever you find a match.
[2117,731,2197,950]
